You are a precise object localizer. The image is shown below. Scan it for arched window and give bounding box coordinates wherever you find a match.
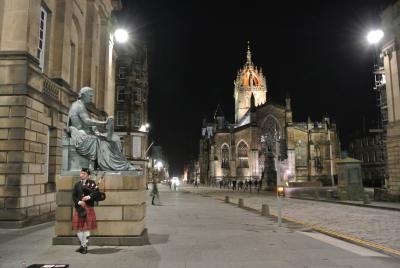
[295,140,307,166]
[237,141,249,168]
[315,144,322,169]
[221,145,229,168]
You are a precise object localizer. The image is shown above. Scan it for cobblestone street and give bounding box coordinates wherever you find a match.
[179,185,400,252]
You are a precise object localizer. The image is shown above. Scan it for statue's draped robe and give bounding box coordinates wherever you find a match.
[68,100,133,171]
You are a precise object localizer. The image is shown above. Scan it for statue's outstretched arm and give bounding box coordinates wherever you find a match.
[79,110,107,127]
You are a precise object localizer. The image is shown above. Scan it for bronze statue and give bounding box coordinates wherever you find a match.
[66,87,136,171]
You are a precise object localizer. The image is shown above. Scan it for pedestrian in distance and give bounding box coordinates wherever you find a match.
[72,168,98,254]
[151,180,159,205]
[194,180,199,188]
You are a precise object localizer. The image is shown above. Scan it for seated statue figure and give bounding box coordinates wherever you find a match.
[67,87,136,171]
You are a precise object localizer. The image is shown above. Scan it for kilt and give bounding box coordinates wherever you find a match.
[72,206,97,231]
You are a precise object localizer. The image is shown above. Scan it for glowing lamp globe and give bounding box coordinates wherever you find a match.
[115,29,128,43]
[367,30,384,44]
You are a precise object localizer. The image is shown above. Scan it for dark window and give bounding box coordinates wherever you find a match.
[117,86,125,102]
[221,145,229,168]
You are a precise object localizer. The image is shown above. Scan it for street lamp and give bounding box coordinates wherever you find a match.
[366,29,386,130]
[156,161,163,171]
[114,28,129,43]
[367,29,384,44]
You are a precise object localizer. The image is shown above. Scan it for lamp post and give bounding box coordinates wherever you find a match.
[366,29,385,130]
[367,29,384,72]
[274,130,283,227]
[366,29,387,188]
[261,128,283,226]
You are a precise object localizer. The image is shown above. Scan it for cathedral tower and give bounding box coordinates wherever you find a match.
[234,43,267,123]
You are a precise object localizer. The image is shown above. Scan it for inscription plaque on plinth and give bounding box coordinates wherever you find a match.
[53,172,148,246]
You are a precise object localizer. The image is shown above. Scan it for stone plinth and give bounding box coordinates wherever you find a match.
[336,157,364,201]
[53,172,147,246]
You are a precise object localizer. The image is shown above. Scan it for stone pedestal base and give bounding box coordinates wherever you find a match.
[53,172,147,246]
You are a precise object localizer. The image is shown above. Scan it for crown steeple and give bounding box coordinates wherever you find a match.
[234,42,268,123]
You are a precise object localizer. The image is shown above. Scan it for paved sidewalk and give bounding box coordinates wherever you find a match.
[0,185,399,267]
[179,185,400,255]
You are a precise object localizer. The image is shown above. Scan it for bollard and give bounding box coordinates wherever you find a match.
[325,190,332,200]
[238,198,244,207]
[225,196,230,203]
[363,194,371,204]
[261,204,270,216]
[314,189,320,200]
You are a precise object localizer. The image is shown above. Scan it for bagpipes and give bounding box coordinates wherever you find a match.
[82,171,107,202]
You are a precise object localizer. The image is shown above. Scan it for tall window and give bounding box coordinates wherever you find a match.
[132,110,141,128]
[118,67,127,79]
[37,7,48,70]
[117,86,125,102]
[221,145,229,168]
[237,141,249,168]
[314,145,322,169]
[133,88,141,103]
[116,111,124,126]
[295,140,307,166]
[69,42,76,87]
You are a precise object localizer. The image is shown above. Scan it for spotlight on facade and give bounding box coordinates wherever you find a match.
[114,28,128,43]
[367,29,384,44]
[139,123,150,132]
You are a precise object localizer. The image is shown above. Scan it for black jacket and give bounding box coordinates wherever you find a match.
[72,179,98,208]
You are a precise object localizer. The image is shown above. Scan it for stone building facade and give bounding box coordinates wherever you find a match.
[114,42,149,179]
[199,46,341,186]
[348,130,386,188]
[380,0,400,194]
[0,0,121,227]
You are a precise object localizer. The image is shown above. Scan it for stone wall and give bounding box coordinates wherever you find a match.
[386,122,400,192]
[0,89,66,227]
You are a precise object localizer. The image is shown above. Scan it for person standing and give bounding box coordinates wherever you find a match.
[72,168,97,254]
[151,180,159,205]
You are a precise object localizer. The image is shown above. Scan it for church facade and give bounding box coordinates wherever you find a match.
[198,46,341,187]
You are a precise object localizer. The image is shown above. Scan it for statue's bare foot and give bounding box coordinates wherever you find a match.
[128,165,142,171]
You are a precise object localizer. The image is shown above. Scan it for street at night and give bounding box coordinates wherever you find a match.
[1,185,399,268]
[2,0,400,267]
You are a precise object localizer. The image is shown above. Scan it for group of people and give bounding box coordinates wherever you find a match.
[217,179,262,192]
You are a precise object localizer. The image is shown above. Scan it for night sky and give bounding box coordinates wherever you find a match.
[116,0,395,176]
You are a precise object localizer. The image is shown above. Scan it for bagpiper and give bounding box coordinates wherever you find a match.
[72,168,98,254]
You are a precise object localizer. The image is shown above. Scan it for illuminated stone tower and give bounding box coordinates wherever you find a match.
[234,43,267,123]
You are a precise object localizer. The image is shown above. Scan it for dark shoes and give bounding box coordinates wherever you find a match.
[76,246,88,254]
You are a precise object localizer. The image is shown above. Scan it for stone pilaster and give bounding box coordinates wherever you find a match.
[386,122,400,192]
